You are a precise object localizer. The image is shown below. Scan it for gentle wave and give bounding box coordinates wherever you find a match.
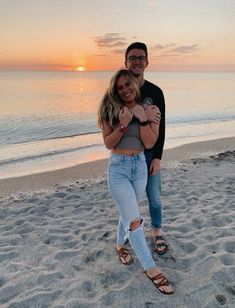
[0,129,101,147]
[0,123,100,147]
[0,143,104,167]
[167,114,235,125]
[2,114,234,147]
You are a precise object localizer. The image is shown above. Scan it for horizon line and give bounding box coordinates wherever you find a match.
[0,68,235,73]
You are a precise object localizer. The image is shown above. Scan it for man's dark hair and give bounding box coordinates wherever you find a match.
[125,42,148,61]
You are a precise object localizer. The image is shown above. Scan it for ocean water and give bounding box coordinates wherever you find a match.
[0,70,234,179]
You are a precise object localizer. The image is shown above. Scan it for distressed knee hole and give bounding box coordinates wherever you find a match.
[129,218,143,231]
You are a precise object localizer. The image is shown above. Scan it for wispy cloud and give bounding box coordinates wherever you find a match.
[92,33,127,48]
[168,44,199,54]
[151,43,200,59]
[157,53,180,58]
[111,49,126,54]
[151,44,176,50]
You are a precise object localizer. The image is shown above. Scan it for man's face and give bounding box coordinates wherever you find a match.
[125,48,148,77]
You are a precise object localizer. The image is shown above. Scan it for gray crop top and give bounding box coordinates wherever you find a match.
[115,118,144,150]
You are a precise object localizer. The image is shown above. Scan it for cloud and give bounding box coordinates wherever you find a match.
[151,44,176,50]
[168,44,199,54]
[157,53,180,58]
[92,33,127,48]
[151,43,200,59]
[111,49,126,54]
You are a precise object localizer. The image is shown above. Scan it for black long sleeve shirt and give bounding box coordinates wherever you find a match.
[140,80,165,160]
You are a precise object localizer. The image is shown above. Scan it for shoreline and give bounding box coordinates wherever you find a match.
[0,136,234,198]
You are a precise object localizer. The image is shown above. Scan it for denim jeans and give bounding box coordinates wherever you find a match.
[145,151,162,229]
[108,152,155,270]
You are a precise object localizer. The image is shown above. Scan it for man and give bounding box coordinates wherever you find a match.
[125,42,168,255]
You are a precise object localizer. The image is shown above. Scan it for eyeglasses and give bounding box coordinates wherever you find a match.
[127,55,147,63]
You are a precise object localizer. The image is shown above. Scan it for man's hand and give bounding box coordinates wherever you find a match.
[144,105,161,124]
[149,158,161,176]
[132,105,147,122]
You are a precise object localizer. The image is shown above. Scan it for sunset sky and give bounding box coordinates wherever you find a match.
[0,0,234,72]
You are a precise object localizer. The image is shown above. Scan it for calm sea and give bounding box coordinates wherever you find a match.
[0,70,234,179]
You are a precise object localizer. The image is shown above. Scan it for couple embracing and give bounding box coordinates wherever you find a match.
[98,42,174,295]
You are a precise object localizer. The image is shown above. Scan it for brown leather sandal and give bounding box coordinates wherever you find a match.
[116,247,133,265]
[153,235,168,255]
[145,271,174,295]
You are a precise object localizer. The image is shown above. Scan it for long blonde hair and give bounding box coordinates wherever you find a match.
[97,69,141,128]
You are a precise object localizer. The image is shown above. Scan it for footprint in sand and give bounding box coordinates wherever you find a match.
[54,250,78,261]
[0,277,6,287]
[0,285,22,305]
[15,222,35,234]
[83,249,103,263]
[99,270,130,289]
[81,280,96,292]
[219,254,234,266]
[223,241,235,253]
[226,284,235,295]
[102,231,112,240]
[215,294,227,305]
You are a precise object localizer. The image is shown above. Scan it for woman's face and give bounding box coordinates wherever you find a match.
[116,75,137,104]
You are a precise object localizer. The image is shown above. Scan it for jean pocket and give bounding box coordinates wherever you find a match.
[109,156,122,166]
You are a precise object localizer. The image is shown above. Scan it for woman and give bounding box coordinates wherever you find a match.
[97,69,174,295]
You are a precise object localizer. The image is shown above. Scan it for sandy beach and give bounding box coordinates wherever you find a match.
[0,137,234,307]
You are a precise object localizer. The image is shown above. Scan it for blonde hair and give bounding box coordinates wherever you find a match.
[97,69,141,128]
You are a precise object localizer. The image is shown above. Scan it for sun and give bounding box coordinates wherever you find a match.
[76,66,86,72]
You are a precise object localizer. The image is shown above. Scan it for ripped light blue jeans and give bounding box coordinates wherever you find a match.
[108,152,155,270]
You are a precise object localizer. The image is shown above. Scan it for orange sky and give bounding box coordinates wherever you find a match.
[0,0,234,72]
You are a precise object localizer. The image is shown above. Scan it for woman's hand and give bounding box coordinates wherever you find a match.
[119,107,133,126]
[132,105,147,122]
[144,105,161,124]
